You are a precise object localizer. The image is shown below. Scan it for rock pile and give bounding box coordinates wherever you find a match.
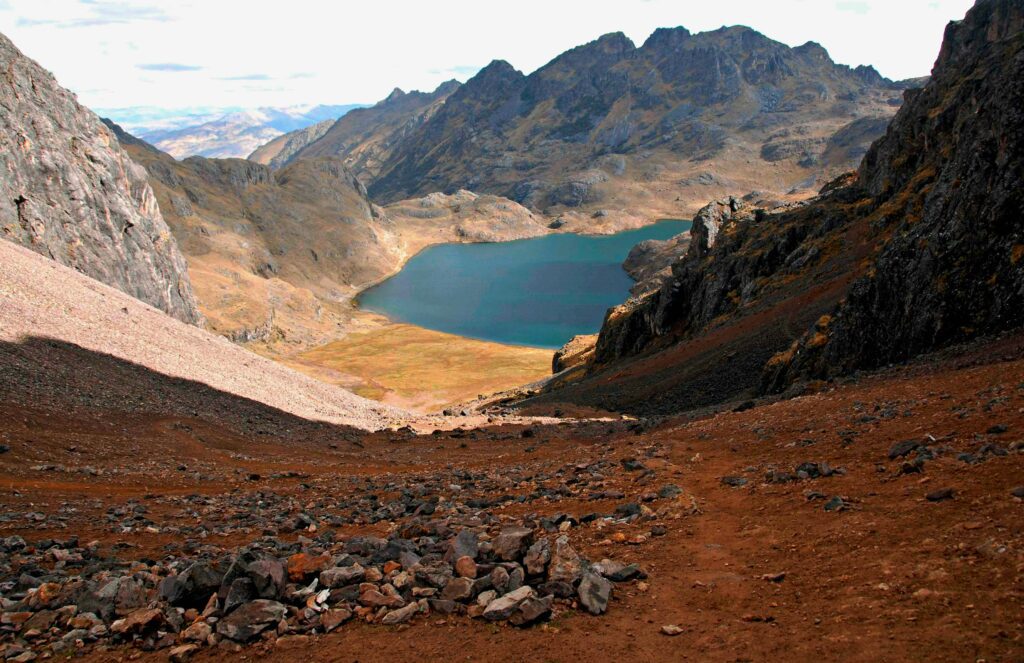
[1,506,653,657]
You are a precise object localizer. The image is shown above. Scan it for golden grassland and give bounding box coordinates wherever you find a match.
[280,314,551,413]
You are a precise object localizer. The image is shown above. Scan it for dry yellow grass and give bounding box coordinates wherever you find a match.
[283,316,551,413]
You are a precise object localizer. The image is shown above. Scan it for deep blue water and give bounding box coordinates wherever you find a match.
[358,220,692,349]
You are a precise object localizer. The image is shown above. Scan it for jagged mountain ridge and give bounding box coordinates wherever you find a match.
[283,81,461,184]
[0,32,201,325]
[248,119,335,169]
[287,26,910,222]
[535,0,1024,414]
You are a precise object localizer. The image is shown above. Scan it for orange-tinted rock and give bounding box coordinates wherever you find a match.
[287,553,331,582]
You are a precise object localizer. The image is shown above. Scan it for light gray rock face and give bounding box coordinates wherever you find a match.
[250,119,335,170]
[0,32,202,324]
[688,197,743,260]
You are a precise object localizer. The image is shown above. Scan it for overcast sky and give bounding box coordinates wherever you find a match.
[0,0,975,110]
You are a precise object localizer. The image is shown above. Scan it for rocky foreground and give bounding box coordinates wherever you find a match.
[1,329,1022,661]
[0,438,656,659]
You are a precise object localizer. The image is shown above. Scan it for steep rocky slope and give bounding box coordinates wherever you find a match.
[284,82,461,182]
[248,119,334,169]
[108,123,547,355]
[0,32,201,324]
[105,120,405,350]
[531,0,1024,414]
[318,28,909,224]
[0,238,405,430]
[766,0,1024,386]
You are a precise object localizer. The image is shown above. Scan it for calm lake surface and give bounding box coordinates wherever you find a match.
[358,220,692,349]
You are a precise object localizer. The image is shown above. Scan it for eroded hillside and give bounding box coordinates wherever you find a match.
[106,123,549,357]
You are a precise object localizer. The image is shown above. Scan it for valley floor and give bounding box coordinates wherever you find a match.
[277,312,552,413]
[1,329,1021,661]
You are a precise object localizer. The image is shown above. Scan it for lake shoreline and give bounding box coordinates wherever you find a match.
[357,219,693,349]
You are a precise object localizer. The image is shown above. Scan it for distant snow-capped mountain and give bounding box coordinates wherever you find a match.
[100,104,365,159]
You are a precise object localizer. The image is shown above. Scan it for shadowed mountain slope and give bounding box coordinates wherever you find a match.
[530,0,1024,415]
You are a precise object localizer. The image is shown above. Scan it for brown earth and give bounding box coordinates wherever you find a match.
[2,325,1021,661]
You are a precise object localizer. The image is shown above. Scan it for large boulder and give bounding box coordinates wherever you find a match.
[491,527,534,562]
[215,600,287,642]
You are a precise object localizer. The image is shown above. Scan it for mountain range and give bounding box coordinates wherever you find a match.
[105,103,365,159]
[529,0,1024,415]
[263,26,917,231]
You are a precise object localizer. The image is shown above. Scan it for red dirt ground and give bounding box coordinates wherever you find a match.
[1,335,1022,662]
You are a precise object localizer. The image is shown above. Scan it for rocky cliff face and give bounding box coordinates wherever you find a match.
[765,0,1024,388]
[248,119,334,169]
[551,0,1023,413]
[594,197,753,363]
[0,32,201,325]
[300,27,911,223]
[285,81,460,184]
[107,121,406,351]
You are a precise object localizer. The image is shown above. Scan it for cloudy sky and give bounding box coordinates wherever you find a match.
[0,0,975,110]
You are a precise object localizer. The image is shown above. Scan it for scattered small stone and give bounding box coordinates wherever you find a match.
[720,476,748,487]
[823,496,849,512]
[888,439,921,460]
[577,571,612,615]
[169,644,200,662]
[926,488,955,502]
[483,586,535,621]
[215,600,287,642]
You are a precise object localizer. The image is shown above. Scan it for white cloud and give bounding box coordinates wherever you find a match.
[0,0,976,110]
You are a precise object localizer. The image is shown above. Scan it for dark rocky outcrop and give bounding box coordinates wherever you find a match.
[765,0,1024,387]
[593,197,751,364]
[0,32,202,324]
[543,0,1023,413]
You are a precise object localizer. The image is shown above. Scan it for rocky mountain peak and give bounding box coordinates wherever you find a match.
[935,0,1023,70]
[433,79,462,96]
[466,60,526,88]
[793,40,831,61]
[640,26,693,52]
[589,31,636,54]
[383,87,406,103]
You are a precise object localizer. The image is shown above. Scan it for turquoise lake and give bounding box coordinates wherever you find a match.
[358,220,692,349]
